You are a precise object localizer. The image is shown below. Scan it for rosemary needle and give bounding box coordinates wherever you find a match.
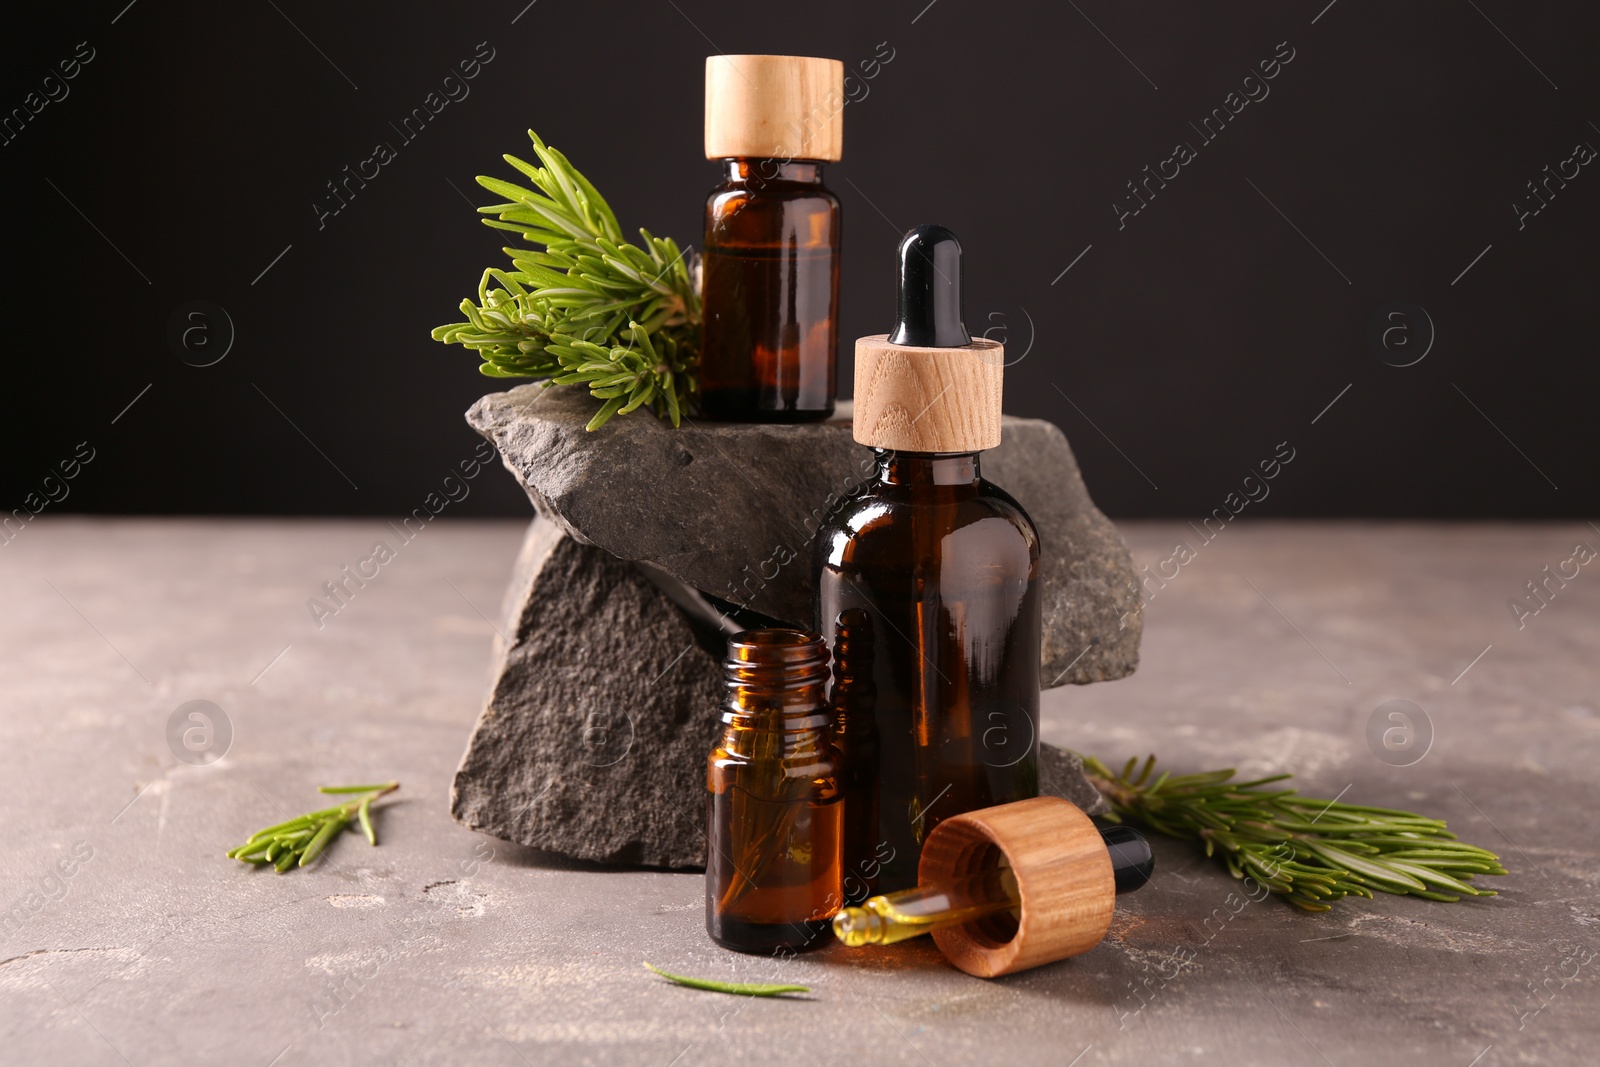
[643,963,809,997]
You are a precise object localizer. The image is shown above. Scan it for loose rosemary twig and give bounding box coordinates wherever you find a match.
[1082,755,1507,912]
[226,782,399,872]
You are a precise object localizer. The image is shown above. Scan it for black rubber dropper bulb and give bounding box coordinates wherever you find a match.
[1100,824,1156,894]
[888,224,972,348]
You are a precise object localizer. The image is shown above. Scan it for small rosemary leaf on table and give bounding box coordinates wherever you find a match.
[642,963,809,998]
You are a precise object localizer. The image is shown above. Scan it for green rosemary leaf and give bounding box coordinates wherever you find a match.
[1410,889,1464,902]
[1288,897,1333,912]
[500,152,549,189]
[618,386,654,416]
[586,396,626,431]
[299,817,344,868]
[663,380,682,427]
[319,783,397,794]
[1305,844,1428,891]
[1227,776,1296,790]
[240,814,319,839]
[1381,860,1488,896]
[642,963,809,997]
[1300,801,1440,818]
[358,797,376,846]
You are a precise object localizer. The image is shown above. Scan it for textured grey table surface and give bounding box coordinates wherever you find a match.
[2,519,1596,1067]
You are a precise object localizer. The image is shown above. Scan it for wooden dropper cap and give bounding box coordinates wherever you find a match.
[917,797,1128,978]
[854,226,1004,453]
[704,55,844,162]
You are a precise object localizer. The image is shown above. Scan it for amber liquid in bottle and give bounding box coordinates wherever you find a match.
[830,608,882,904]
[700,160,840,422]
[706,629,844,953]
[815,451,1042,892]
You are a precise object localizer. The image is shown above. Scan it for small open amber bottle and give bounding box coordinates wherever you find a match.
[700,55,843,422]
[706,629,844,953]
[815,226,1042,892]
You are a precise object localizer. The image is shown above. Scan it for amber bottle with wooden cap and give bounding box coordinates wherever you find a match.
[832,797,1154,978]
[814,225,1042,892]
[706,629,844,953]
[701,54,843,422]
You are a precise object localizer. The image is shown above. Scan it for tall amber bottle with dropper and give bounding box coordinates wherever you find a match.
[700,55,842,421]
[815,225,1042,891]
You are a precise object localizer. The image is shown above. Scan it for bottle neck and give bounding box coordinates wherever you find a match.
[721,629,831,732]
[722,159,825,185]
[874,449,982,487]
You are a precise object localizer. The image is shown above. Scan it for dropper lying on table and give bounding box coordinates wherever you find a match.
[834,823,1154,948]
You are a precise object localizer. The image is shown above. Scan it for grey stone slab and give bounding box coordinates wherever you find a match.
[449,520,722,868]
[467,384,1142,686]
[2,519,1597,1067]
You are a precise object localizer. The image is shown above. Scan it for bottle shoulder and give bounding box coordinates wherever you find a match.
[815,477,1041,568]
[706,178,840,206]
[708,748,842,790]
[973,479,1040,538]
[820,477,1038,536]
[705,183,841,243]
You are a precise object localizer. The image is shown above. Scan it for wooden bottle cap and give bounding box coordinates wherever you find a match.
[853,335,1004,452]
[918,796,1115,978]
[704,55,844,162]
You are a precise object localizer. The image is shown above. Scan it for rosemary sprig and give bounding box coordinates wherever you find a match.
[1082,755,1507,912]
[643,963,809,997]
[432,129,700,430]
[226,782,399,872]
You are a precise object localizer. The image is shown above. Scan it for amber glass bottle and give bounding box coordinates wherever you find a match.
[700,55,843,422]
[815,225,1042,892]
[706,629,844,953]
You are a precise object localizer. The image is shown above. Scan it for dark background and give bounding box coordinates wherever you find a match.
[4,1,1595,519]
